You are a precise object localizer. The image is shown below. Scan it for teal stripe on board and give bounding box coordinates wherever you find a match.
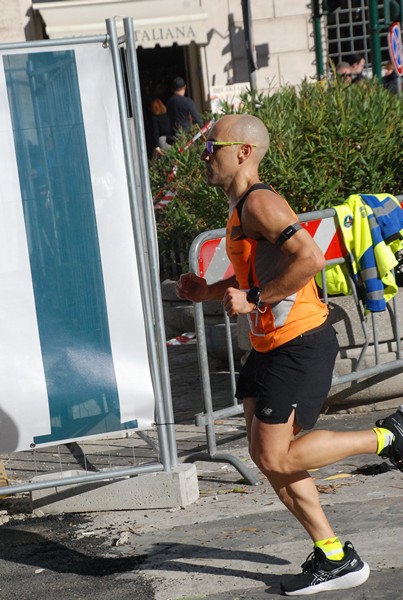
[4,51,138,444]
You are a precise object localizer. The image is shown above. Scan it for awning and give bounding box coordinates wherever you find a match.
[32,0,209,47]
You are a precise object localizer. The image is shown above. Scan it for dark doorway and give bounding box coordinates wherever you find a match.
[137,45,186,156]
[137,44,186,103]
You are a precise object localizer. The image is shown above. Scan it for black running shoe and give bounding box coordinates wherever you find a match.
[376,406,403,472]
[280,541,369,596]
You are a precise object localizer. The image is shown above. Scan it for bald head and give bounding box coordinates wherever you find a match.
[213,114,270,162]
[203,114,270,195]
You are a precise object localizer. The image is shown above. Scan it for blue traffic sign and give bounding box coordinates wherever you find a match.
[388,22,403,76]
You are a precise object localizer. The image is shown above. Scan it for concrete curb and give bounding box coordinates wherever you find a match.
[30,464,199,514]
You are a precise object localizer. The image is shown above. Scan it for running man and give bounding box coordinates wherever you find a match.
[176,113,403,595]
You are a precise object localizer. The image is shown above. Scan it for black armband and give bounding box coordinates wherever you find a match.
[276,222,302,247]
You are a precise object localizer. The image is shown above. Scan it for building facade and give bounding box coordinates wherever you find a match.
[0,0,42,42]
[0,1,399,114]
[5,0,315,112]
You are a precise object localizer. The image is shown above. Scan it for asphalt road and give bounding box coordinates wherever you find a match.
[0,341,402,599]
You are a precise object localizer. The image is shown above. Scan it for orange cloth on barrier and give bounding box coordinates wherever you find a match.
[226,188,328,353]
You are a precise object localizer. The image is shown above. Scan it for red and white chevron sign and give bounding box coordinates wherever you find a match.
[197,216,344,283]
[198,237,235,283]
[197,197,403,282]
[300,217,344,260]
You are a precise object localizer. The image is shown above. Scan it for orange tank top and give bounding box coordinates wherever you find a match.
[226,184,328,352]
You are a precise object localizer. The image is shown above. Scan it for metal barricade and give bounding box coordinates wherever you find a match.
[0,17,177,498]
[185,203,403,484]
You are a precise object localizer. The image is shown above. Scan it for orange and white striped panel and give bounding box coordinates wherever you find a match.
[301,217,345,260]
[198,237,234,283]
[198,215,345,283]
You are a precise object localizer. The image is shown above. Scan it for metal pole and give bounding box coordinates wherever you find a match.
[187,233,259,486]
[241,0,257,91]
[123,17,178,468]
[105,18,172,471]
[0,462,164,498]
[0,35,106,51]
[312,0,325,78]
[368,0,382,79]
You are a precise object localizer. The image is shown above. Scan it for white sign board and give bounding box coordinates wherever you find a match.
[210,83,250,113]
[0,43,155,452]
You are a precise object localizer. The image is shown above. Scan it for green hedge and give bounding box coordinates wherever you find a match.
[149,77,403,278]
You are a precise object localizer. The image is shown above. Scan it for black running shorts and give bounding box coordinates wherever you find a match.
[235,324,339,430]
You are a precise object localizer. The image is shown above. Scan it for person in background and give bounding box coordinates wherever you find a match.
[383,61,401,96]
[166,76,203,145]
[149,97,171,158]
[345,53,366,84]
[336,61,352,84]
[176,113,403,596]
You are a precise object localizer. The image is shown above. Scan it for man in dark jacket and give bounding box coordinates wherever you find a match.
[383,61,401,95]
[166,77,203,144]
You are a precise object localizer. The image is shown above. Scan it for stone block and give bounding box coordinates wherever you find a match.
[205,321,243,362]
[330,290,403,350]
[329,357,403,408]
[227,0,274,21]
[30,464,199,514]
[277,49,317,84]
[273,0,311,18]
[231,17,310,57]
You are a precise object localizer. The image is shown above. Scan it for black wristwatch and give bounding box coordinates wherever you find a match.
[246,287,266,312]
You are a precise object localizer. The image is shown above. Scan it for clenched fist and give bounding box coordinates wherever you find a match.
[176,273,209,303]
